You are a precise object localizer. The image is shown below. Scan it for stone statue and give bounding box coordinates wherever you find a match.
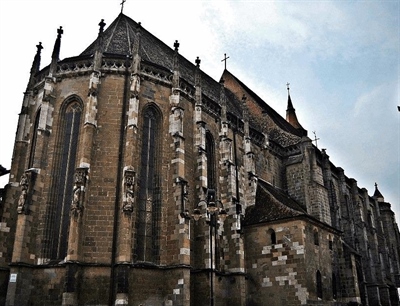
[17,173,29,214]
[123,169,135,213]
[70,184,81,216]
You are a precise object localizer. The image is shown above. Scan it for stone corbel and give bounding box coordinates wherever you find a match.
[17,169,37,214]
[122,168,136,213]
[70,167,88,218]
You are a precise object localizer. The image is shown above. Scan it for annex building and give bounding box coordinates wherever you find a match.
[0,11,399,306]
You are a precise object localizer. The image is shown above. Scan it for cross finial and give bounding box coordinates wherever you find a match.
[99,19,106,35]
[174,40,180,52]
[312,131,320,148]
[120,0,126,13]
[287,82,290,92]
[195,56,201,68]
[221,53,230,70]
[57,26,63,38]
[36,42,43,53]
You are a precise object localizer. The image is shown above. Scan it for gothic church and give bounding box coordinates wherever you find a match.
[0,11,399,306]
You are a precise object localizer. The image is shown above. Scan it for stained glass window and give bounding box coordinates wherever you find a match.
[51,101,82,259]
[136,106,161,263]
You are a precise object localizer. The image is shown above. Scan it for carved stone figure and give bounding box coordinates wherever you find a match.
[17,173,29,214]
[123,169,135,213]
[70,185,81,216]
[70,168,87,218]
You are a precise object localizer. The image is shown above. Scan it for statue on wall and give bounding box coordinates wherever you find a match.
[17,173,29,214]
[123,168,135,213]
[70,168,88,218]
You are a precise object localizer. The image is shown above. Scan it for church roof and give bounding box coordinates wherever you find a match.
[373,183,384,202]
[243,179,307,226]
[80,13,225,110]
[71,13,302,143]
[222,70,306,138]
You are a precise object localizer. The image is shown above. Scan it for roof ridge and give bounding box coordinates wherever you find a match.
[224,70,305,137]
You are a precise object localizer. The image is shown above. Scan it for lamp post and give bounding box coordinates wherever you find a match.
[192,189,227,306]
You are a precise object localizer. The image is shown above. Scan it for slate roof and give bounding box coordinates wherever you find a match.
[78,13,302,141]
[373,184,384,199]
[80,13,223,106]
[243,178,307,226]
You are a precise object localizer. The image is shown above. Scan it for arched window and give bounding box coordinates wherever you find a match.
[205,131,216,189]
[28,109,41,168]
[316,270,323,299]
[136,106,162,263]
[51,101,82,259]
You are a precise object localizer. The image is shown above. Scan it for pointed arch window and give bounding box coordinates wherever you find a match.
[136,106,162,263]
[51,101,82,259]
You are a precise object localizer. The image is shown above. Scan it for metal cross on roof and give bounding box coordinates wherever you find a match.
[221,53,230,70]
[312,131,320,148]
[120,0,126,13]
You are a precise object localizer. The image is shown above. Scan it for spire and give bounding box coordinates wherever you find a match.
[285,83,306,134]
[195,56,202,103]
[49,27,63,76]
[219,77,227,120]
[172,40,180,89]
[94,19,106,70]
[31,42,43,75]
[131,22,142,75]
[51,26,63,61]
[195,56,201,78]
[27,42,43,90]
[373,183,384,202]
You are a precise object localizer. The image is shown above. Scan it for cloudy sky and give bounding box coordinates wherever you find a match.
[0,0,399,222]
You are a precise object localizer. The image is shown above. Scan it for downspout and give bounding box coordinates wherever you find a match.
[109,54,131,305]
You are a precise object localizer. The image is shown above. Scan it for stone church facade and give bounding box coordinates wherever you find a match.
[0,12,399,306]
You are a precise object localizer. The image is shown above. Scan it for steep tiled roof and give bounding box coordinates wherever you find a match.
[243,179,307,226]
[224,70,306,138]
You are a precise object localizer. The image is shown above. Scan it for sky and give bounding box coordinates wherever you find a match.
[0,0,399,223]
